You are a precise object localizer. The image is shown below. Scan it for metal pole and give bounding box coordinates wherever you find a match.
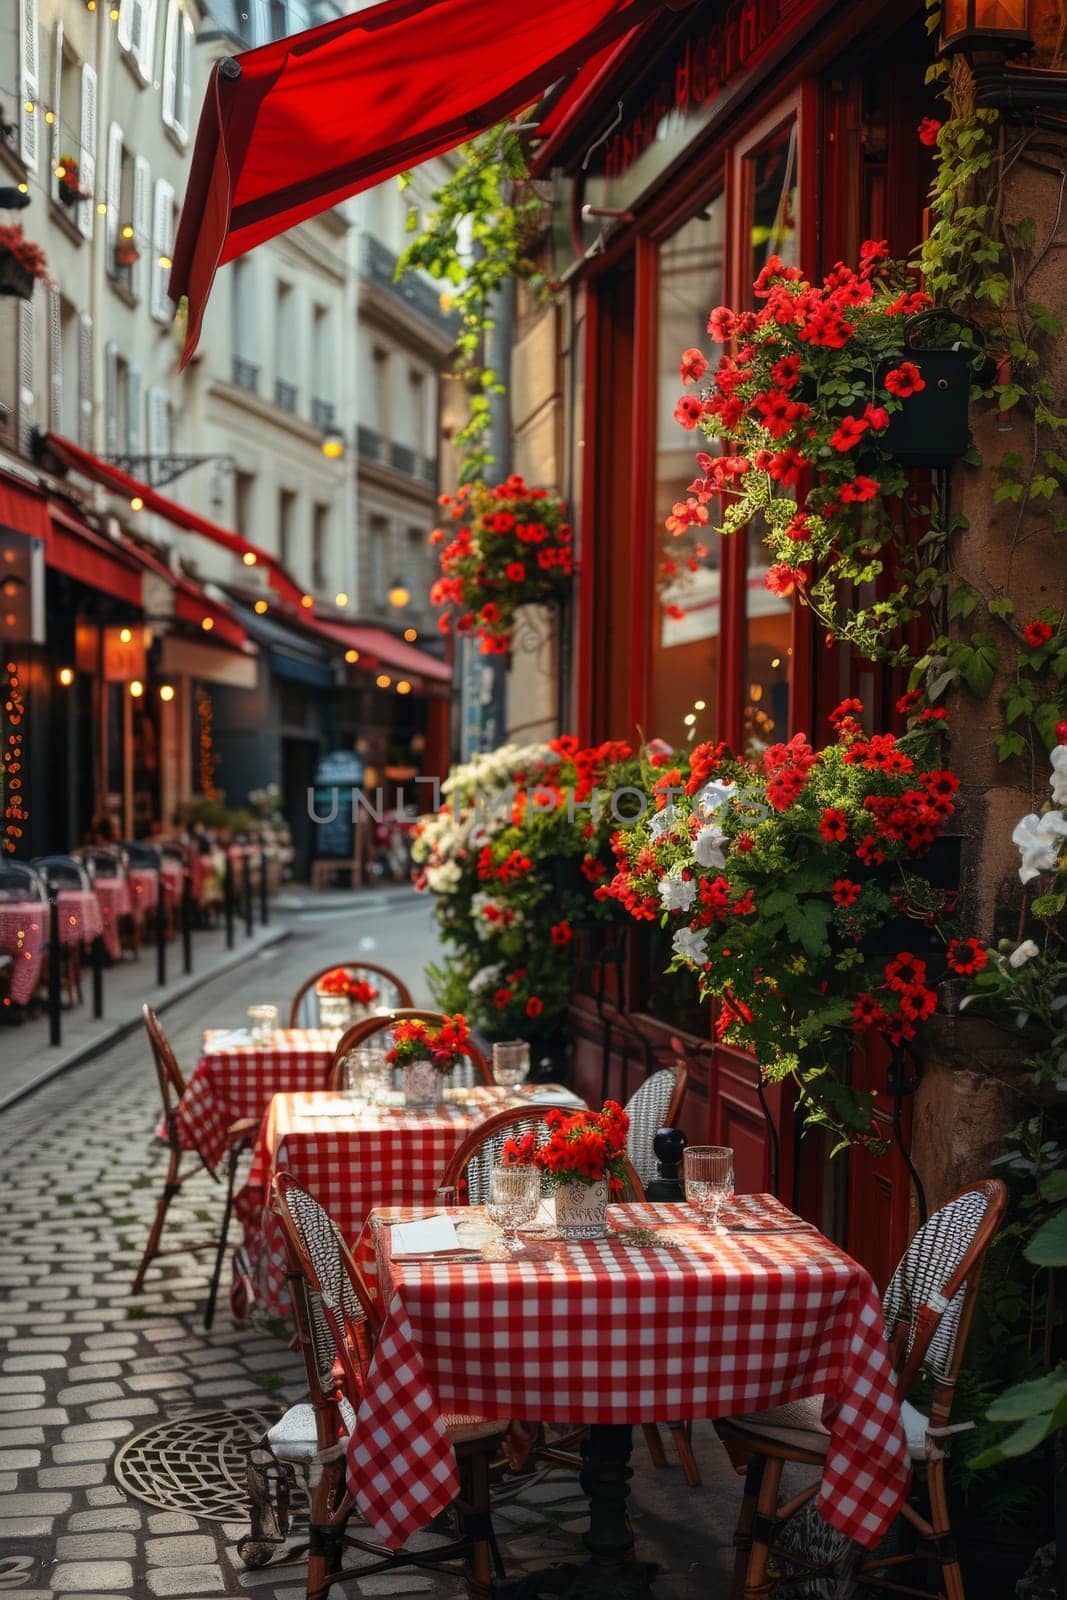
[181,874,193,975]
[224,851,235,950]
[242,852,253,939]
[47,895,62,1047]
[90,933,104,1019]
[155,874,167,988]
[259,839,269,926]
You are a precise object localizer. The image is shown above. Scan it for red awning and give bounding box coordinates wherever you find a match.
[168,0,669,364]
[44,433,304,609]
[48,500,145,606]
[128,534,251,652]
[0,469,52,544]
[308,617,452,685]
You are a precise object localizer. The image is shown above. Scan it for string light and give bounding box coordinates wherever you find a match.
[129,679,144,698]
[3,661,27,854]
[242,551,257,566]
[195,686,219,800]
[201,616,214,631]
[253,599,269,615]
[375,673,391,688]
[119,627,133,644]
[300,594,314,609]
[57,667,74,687]
[44,110,55,125]
[334,591,348,606]
[129,495,144,512]
[159,683,175,702]
[96,201,107,215]
[396,680,412,695]
[344,648,359,663]
[158,253,172,269]
[120,223,135,239]
[403,627,418,642]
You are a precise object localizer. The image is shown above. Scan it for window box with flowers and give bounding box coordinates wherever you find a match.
[55,156,89,208]
[0,225,50,299]
[429,473,575,656]
[114,237,140,270]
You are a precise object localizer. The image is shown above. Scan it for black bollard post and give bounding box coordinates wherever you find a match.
[259,841,269,926]
[90,933,104,1019]
[242,852,253,939]
[181,875,193,975]
[644,1127,688,1202]
[47,895,62,1047]
[224,852,235,950]
[155,875,167,987]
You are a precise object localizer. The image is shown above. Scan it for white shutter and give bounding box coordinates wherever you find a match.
[117,0,133,52]
[136,0,158,81]
[78,63,97,240]
[48,289,62,432]
[105,122,123,263]
[104,341,118,454]
[178,14,193,142]
[132,156,151,302]
[161,0,177,130]
[17,298,36,456]
[78,312,93,448]
[19,0,40,171]
[50,18,63,179]
[147,386,170,457]
[127,364,142,453]
[151,178,175,322]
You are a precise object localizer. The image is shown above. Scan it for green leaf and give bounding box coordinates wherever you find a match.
[986,1367,1067,1422]
[996,732,1027,762]
[1026,1207,1067,1267]
[1041,1172,1067,1201]
[970,1414,1057,1467]
[987,596,1015,619]
[959,636,1000,697]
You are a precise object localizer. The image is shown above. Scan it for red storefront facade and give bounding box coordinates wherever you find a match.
[539,0,938,1284]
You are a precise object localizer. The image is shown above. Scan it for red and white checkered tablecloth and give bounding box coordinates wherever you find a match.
[57,889,104,948]
[0,902,46,1005]
[235,1087,522,1319]
[160,862,185,903]
[168,1029,340,1169]
[346,1199,910,1554]
[93,877,130,961]
[128,867,160,914]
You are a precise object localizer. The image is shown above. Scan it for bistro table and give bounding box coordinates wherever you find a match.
[236,1086,582,1319]
[0,892,106,1006]
[93,876,130,961]
[346,1198,910,1596]
[167,1028,342,1169]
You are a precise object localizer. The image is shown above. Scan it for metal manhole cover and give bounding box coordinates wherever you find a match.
[114,1407,282,1521]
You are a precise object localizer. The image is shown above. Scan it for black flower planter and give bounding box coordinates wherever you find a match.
[879,310,981,468]
[58,183,80,210]
[858,835,961,978]
[0,248,34,300]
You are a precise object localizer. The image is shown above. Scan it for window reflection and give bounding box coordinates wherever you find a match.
[651,195,725,746]
[744,545,791,757]
[748,119,798,286]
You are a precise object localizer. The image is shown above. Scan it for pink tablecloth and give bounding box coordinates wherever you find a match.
[235,1086,520,1319]
[347,1199,909,1553]
[128,867,160,915]
[93,877,130,961]
[168,1028,341,1169]
[160,862,185,903]
[0,902,46,1004]
[57,888,104,948]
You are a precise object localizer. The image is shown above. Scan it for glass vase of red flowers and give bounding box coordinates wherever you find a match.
[386,1013,475,1108]
[502,1101,629,1238]
[315,968,380,1029]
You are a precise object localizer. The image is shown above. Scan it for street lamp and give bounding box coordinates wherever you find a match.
[939,0,1032,54]
[387,578,410,608]
[939,0,1067,120]
[321,426,345,460]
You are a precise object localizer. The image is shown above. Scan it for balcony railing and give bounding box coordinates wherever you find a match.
[357,425,437,487]
[311,397,336,429]
[232,356,260,393]
[274,378,298,413]
[360,234,459,341]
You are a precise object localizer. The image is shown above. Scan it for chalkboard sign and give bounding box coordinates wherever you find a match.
[312,749,365,859]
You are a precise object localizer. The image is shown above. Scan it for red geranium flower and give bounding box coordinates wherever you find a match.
[525,996,544,1018]
[765,563,807,596]
[884,361,925,398]
[832,878,862,907]
[493,988,512,1009]
[674,395,703,429]
[680,347,708,383]
[707,306,737,342]
[551,921,573,946]
[863,403,890,432]
[946,937,988,976]
[828,415,868,452]
[820,807,849,842]
[852,993,885,1029]
[505,561,526,583]
[1023,620,1054,647]
[840,475,880,503]
[917,117,942,147]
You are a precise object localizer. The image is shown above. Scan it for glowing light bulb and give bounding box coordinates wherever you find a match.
[129,679,144,698]
[396,680,412,695]
[334,592,348,606]
[96,201,107,215]
[119,627,133,644]
[201,616,214,632]
[121,223,134,239]
[375,673,391,689]
[129,495,144,512]
[159,684,175,702]
[403,627,418,642]
[344,648,359,664]
[57,667,74,687]
[253,600,269,615]
[44,110,55,125]
[54,164,66,179]
[158,253,172,270]
[694,699,706,711]
[300,594,314,609]
[242,551,257,566]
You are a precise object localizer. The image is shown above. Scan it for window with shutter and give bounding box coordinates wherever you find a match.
[127,365,143,454]
[117,0,133,52]
[78,313,93,448]
[133,156,151,301]
[178,14,193,141]
[78,63,97,240]
[106,122,123,262]
[151,178,175,322]
[161,0,178,130]
[18,298,36,456]
[136,0,158,81]
[50,18,63,185]
[19,0,40,171]
[48,289,62,432]
[104,342,118,454]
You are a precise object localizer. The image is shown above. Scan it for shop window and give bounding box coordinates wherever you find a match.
[745,116,799,286]
[650,195,725,746]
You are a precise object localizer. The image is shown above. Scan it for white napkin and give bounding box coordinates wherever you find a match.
[522,1085,584,1107]
[208,1028,252,1049]
[311,1100,365,1117]
[390,1216,461,1257]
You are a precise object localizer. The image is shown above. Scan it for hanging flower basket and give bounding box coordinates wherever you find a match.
[56,156,87,208]
[0,247,34,300]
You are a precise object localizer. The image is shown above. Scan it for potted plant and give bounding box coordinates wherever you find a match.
[429,473,575,656]
[114,236,140,269]
[314,967,379,1029]
[385,1012,475,1107]
[0,224,50,299]
[502,1101,630,1238]
[56,155,87,207]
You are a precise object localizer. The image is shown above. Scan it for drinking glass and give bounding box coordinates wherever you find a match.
[492,1041,531,1089]
[487,1166,541,1251]
[247,1004,278,1046]
[684,1146,734,1231]
[351,1045,390,1105]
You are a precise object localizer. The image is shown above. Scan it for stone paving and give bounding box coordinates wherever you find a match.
[0,903,739,1598]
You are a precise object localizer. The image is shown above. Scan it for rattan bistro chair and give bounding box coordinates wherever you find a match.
[623,1063,689,1188]
[437,1102,646,1207]
[328,1009,493,1091]
[289,961,413,1027]
[240,1172,506,1600]
[715,1177,1007,1600]
[132,1005,258,1329]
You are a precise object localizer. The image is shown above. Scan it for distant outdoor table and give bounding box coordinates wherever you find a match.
[167,1028,342,1169]
[0,901,46,1005]
[160,861,185,903]
[128,867,160,915]
[347,1200,910,1561]
[235,1085,530,1319]
[93,877,130,961]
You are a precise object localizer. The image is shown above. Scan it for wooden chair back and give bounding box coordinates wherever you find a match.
[142,1004,187,1131]
[623,1063,689,1187]
[438,1103,646,1207]
[328,1008,492,1090]
[288,961,413,1028]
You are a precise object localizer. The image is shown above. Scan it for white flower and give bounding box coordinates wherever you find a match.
[469,964,503,994]
[1051,745,1067,808]
[647,805,678,841]
[659,874,697,913]
[693,825,728,870]
[672,926,708,966]
[694,780,736,820]
[1009,940,1040,969]
[425,860,462,894]
[1013,810,1067,884]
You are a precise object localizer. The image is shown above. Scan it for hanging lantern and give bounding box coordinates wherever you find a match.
[940,0,1032,56]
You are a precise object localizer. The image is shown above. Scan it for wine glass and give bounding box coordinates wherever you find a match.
[487,1166,541,1251]
[684,1146,734,1231]
[492,1041,531,1089]
[247,1004,278,1045]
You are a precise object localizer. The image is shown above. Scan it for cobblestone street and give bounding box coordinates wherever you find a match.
[0,895,738,1598]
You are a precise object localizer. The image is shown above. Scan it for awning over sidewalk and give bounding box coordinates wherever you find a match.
[43,433,304,610]
[48,500,145,607]
[168,0,668,364]
[308,618,452,685]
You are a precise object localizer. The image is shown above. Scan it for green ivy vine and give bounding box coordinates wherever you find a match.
[395,124,552,483]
